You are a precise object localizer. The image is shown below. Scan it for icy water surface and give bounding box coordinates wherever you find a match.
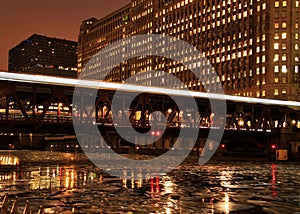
[0,150,299,213]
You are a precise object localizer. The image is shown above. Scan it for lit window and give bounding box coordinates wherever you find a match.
[296,0,299,7]
[282,54,287,61]
[274,23,279,28]
[282,43,287,49]
[282,32,287,39]
[296,44,299,50]
[274,33,280,39]
[274,89,279,96]
[274,77,279,83]
[275,1,279,7]
[256,91,260,97]
[274,43,280,49]
[295,66,299,73]
[282,22,287,28]
[256,68,260,75]
[282,89,287,95]
[282,65,287,73]
[296,33,299,39]
[274,54,279,62]
[274,65,279,73]
[262,90,266,96]
[283,0,287,7]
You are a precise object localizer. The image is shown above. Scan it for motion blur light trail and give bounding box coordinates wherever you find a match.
[1,71,300,108]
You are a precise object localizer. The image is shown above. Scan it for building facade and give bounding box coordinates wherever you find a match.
[78,0,300,101]
[9,34,78,78]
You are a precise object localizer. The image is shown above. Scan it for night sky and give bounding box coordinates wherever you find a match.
[0,0,130,70]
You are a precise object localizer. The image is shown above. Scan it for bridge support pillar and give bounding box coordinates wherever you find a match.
[290,126,300,159]
[100,137,105,148]
[265,128,296,159]
[110,136,118,148]
[5,96,9,120]
[278,128,293,149]
[0,135,19,149]
[198,138,206,149]
[154,137,163,149]
[19,133,45,149]
[164,137,172,149]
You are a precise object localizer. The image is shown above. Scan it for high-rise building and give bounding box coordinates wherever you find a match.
[9,34,78,78]
[78,5,131,77]
[78,0,300,101]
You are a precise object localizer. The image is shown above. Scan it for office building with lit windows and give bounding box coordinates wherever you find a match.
[9,34,78,78]
[78,0,300,101]
[78,5,132,76]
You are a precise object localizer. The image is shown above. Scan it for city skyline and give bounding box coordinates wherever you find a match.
[3,0,300,101]
[0,0,130,70]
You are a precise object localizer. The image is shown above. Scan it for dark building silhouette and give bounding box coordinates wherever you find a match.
[9,34,78,78]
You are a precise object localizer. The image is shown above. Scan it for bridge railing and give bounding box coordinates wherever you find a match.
[0,113,73,124]
[0,113,296,134]
[0,113,27,122]
[43,115,72,124]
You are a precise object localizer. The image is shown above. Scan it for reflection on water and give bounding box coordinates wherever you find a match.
[14,166,102,190]
[0,151,299,213]
[219,170,232,214]
[223,192,230,214]
[271,163,277,197]
[0,154,19,166]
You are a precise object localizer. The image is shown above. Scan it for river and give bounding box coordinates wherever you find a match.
[0,150,299,213]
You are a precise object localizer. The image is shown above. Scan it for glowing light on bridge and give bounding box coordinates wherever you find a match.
[1,71,300,108]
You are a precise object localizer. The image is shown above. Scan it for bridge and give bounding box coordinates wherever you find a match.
[0,71,300,157]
